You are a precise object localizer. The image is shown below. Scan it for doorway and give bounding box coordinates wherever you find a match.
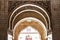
[13,17,47,40]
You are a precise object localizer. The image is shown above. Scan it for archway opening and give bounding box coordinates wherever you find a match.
[13,17,47,40]
[18,26,41,40]
[8,4,52,40]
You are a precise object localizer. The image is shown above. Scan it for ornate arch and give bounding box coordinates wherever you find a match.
[13,17,47,40]
[9,4,50,30]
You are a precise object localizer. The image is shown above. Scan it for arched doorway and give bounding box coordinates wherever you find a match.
[18,26,41,40]
[8,4,51,40]
[13,17,47,40]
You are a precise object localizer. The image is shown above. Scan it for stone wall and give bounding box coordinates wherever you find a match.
[0,0,8,40]
[51,0,60,40]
